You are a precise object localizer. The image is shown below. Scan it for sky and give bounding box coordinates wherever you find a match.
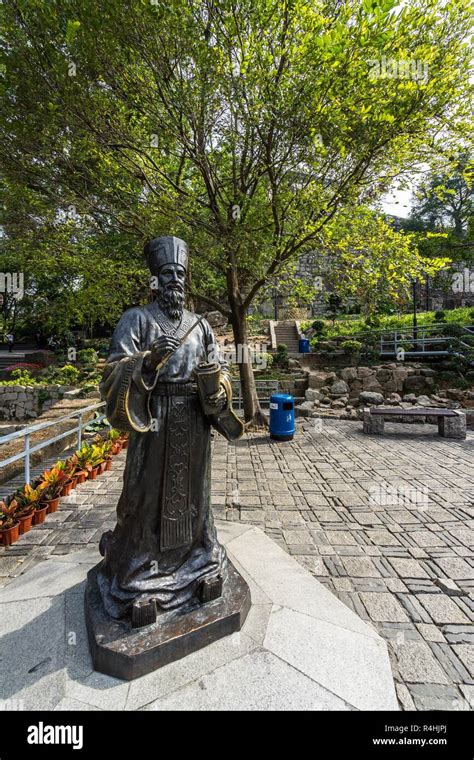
[380,187,413,218]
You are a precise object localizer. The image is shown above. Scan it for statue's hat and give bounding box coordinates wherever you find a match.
[145,236,189,273]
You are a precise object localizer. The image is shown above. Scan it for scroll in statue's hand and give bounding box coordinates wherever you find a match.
[205,385,227,412]
[146,335,181,370]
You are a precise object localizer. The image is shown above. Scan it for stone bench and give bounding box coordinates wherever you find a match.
[362,407,467,440]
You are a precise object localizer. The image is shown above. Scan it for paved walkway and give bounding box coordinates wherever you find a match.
[0,419,473,710]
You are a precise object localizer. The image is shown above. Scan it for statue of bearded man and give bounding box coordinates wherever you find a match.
[97,236,243,623]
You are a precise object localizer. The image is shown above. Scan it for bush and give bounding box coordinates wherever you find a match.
[311,320,326,335]
[274,343,288,367]
[54,364,80,385]
[78,348,99,365]
[0,368,38,386]
[340,339,362,353]
[434,310,446,322]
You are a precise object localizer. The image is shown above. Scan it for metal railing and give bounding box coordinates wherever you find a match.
[0,401,109,485]
[231,380,279,410]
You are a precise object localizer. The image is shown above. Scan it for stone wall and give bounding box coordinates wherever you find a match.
[298,363,474,428]
[0,385,81,421]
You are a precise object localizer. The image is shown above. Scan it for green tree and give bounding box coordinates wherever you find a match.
[1,0,472,425]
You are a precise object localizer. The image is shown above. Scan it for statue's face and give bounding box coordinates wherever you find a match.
[157,264,186,294]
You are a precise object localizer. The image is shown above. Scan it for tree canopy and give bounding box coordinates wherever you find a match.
[1,0,473,422]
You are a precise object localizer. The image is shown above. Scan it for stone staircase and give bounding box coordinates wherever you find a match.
[273,320,300,354]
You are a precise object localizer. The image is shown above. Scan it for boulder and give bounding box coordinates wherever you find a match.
[446,388,465,402]
[340,367,358,382]
[415,395,432,406]
[305,388,322,402]
[308,370,336,389]
[296,400,314,417]
[359,391,384,405]
[329,379,349,397]
[357,367,375,379]
[403,375,431,394]
[331,399,346,409]
[206,311,228,328]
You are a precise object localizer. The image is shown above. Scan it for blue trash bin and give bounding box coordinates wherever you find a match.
[269,393,295,441]
[298,337,310,353]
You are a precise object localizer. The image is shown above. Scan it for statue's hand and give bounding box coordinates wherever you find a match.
[147,335,181,370]
[206,385,227,413]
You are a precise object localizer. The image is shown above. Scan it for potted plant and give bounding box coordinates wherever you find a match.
[108,429,122,455]
[119,432,129,450]
[0,498,20,545]
[17,484,46,526]
[13,491,36,534]
[74,446,93,483]
[55,456,78,495]
[102,439,113,471]
[87,444,105,480]
[38,467,69,513]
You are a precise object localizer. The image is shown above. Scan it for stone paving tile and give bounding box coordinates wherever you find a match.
[1,419,473,710]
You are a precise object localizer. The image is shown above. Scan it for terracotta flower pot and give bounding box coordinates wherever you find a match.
[112,443,122,455]
[99,461,106,475]
[75,471,87,484]
[18,512,34,535]
[45,497,60,514]
[33,505,48,525]
[1,521,20,546]
[71,474,78,489]
[61,480,74,497]
[105,458,112,472]
[120,438,129,450]
[88,466,100,481]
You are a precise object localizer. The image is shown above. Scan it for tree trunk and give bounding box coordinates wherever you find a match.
[230,301,268,430]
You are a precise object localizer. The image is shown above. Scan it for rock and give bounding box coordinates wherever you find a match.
[308,371,335,389]
[376,369,391,384]
[305,389,321,402]
[295,400,314,417]
[331,399,346,409]
[416,395,432,406]
[359,391,384,405]
[340,367,358,382]
[357,367,375,378]
[402,393,417,403]
[320,397,331,406]
[206,310,228,328]
[420,368,436,377]
[63,389,82,399]
[329,379,349,397]
[446,388,465,401]
[403,375,431,394]
[446,400,462,409]
[287,358,301,370]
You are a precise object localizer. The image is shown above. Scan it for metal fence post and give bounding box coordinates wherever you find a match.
[77,413,82,450]
[24,433,30,485]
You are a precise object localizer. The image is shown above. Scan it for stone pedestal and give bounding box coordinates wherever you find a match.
[362,409,385,435]
[438,411,467,440]
[85,559,251,681]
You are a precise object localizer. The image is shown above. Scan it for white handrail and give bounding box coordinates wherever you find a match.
[0,401,109,485]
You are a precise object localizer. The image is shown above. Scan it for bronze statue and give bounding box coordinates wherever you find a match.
[86,236,250,679]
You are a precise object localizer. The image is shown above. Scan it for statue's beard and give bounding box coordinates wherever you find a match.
[156,285,185,320]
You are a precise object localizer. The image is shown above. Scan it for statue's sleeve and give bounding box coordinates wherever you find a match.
[201,319,244,441]
[100,309,156,433]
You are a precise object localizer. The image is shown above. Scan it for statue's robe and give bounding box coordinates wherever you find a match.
[98,301,231,619]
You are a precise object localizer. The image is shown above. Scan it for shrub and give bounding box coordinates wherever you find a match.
[54,364,80,385]
[340,339,362,353]
[274,343,288,367]
[311,320,326,335]
[78,348,98,365]
[434,310,446,322]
